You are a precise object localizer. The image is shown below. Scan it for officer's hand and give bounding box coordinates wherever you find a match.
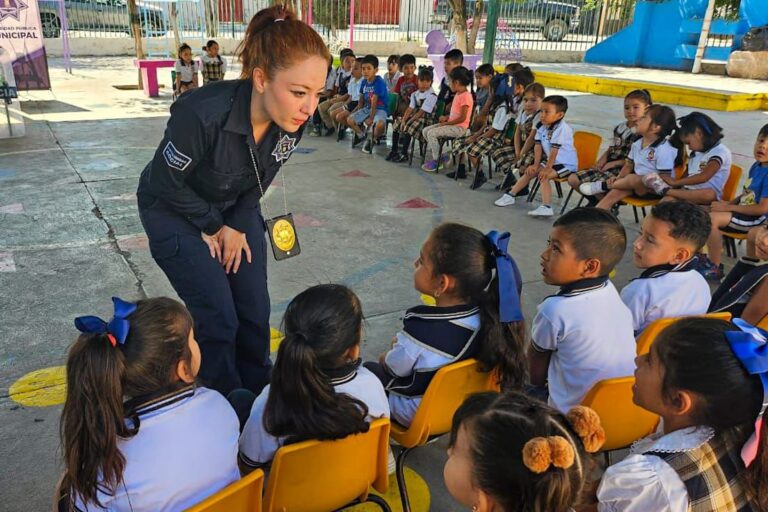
[219,225,252,274]
[201,231,222,262]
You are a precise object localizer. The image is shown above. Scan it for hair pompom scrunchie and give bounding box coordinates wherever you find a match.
[522,436,575,474]
[566,406,606,453]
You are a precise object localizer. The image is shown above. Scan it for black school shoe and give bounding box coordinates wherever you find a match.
[324,126,335,137]
[470,171,488,190]
[336,126,346,142]
[446,165,467,180]
[385,150,399,161]
[392,152,409,163]
[352,133,364,148]
[497,171,517,192]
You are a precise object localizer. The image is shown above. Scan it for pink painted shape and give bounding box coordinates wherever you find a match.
[270,179,283,188]
[341,170,370,177]
[0,203,24,214]
[396,197,439,209]
[118,234,149,251]
[0,252,16,272]
[134,59,176,97]
[293,213,323,227]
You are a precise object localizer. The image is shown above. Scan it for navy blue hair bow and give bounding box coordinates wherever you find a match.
[486,231,524,323]
[74,297,138,347]
[726,318,768,467]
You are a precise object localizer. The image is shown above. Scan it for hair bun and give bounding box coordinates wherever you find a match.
[566,406,606,453]
[522,436,575,474]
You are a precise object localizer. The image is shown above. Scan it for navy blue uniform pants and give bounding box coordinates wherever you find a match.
[139,200,272,396]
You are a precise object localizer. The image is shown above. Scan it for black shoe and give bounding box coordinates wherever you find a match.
[498,172,517,192]
[324,126,335,136]
[352,133,363,148]
[385,150,398,161]
[585,196,599,207]
[392,152,409,163]
[513,185,530,197]
[362,140,373,154]
[470,171,488,190]
[446,169,467,179]
[336,127,346,142]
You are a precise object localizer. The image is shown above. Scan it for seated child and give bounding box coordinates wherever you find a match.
[702,124,768,281]
[621,201,712,334]
[444,391,605,512]
[318,51,355,135]
[386,54,418,160]
[505,95,578,217]
[387,65,438,163]
[175,43,199,95]
[493,81,545,206]
[710,224,768,325]
[347,54,389,154]
[365,223,527,427]
[597,317,768,511]
[421,67,474,173]
[332,57,363,140]
[239,284,389,470]
[647,112,732,204]
[591,105,683,211]
[470,63,495,132]
[528,208,636,412]
[58,297,239,511]
[437,49,464,112]
[450,65,535,190]
[200,39,227,85]
[383,54,402,93]
[480,62,524,131]
[568,89,651,205]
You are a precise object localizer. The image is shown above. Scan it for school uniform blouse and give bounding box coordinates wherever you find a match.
[238,365,390,468]
[534,119,579,171]
[597,426,716,511]
[628,137,677,175]
[74,386,240,511]
[137,80,303,236]
[685,143,732,199]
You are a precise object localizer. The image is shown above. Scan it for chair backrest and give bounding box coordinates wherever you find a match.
[722,164,743,202]
[574,131,602,171]
[758,315,768,331]
[185,469,264,512]
[581,376,659,451]
[636,312,733,356]
[398,359,497,447]
[387,92,399,116]
[263,419,390,512]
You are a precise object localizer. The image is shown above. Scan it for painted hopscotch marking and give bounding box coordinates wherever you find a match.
[396,197,439,209]
[0,203,24,214]
[0,252,16,272]
[9,366,67,407]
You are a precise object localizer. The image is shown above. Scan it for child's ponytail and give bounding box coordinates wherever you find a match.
[647,104,684,167]
[264,284,370,444]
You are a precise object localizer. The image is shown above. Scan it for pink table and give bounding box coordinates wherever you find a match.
[134,58,176,98]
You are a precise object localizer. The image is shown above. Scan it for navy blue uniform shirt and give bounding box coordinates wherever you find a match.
[138,79,303,235]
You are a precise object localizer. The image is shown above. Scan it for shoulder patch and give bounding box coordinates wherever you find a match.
[163,141,192,172]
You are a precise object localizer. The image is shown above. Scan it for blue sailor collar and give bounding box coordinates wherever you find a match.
[637,256,699,280]
[126,383,197,421]
[557,275,609,297]
[404,303,480,320]
[322,357,362,386]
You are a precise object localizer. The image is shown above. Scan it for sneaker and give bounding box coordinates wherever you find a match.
[392,152,409,163]
[446,168,467,179]
[610,203,620,216]
[579,182,605,196]
[362,140,373,154]
[439,154,451,169]
[494,193,516,207]
[528,205,554,217]
[352,133,363,148]
[422,160,438,172]
[385,150,398,161]
[470,171,488,190]
[497,171,517,192]
[642,173,671,195]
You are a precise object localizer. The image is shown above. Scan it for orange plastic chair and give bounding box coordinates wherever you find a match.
[390,359,497,512]
[185,469,264,512]
[622,163,687,223]
[263,418,391,512]
[758,315,768,331]
[527,131,602,211]
[558,131,603,213]
[580,376,659,452]
[635,312,733,356]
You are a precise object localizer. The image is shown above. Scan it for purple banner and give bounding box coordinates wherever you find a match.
[0,0,50,90]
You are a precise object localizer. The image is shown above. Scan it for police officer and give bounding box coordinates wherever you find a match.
[137,6,330,395]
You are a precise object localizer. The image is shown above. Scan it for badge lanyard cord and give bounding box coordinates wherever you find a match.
[249,146,289,222]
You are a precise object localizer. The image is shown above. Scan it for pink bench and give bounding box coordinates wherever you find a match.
[134,57,203,98]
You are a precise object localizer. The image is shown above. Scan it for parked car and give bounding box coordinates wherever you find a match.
[38,0,167,38]
[433,0,581,42]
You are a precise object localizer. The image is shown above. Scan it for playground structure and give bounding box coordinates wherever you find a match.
[585,0,768,71]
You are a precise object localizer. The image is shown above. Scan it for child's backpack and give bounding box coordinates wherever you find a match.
[491,73,516,106]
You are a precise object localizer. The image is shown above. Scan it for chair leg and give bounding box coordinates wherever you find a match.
[641,206,647,219]
[408,137,415,167]
[560,187,575,215]
[632,206,639,224]
[554,181,563,198]
[396,447,415,512]
[527,178,540,203]
[366,495,393,512]
[436,139,445,173]
[576,196,585,208]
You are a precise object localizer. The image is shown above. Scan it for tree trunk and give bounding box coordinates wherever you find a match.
[169,2,181,53]
[204,0,218,37]
[467,0,483,54]
[447,0,467,52]
[127,0,145,88]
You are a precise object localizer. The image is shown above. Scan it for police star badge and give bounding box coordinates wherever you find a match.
[0,0,28,21]
[271,134,297,163]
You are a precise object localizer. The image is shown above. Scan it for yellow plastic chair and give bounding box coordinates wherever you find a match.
[263,418,392,512]
[635,312,733,356]
[558,131,603,213]
[580,376,659,453]
[390,359,498,512]
[185,469,264,512]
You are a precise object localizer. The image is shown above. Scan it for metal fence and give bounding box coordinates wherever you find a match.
[40,0,636,60]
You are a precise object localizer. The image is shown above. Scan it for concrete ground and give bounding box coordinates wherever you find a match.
[0,57,766,512]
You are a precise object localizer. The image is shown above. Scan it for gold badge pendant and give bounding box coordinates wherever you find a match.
[266,213,300,260]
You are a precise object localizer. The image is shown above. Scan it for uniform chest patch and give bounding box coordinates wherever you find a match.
[163,141,192,172]
[272,134,297,163]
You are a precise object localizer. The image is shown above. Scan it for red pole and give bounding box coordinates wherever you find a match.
[307,0,313,25]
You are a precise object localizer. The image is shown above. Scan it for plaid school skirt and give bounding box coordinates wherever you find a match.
[452,133,504,159]
[399,116,429,139]
[491,145,536,173]
[573,166,622,184]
